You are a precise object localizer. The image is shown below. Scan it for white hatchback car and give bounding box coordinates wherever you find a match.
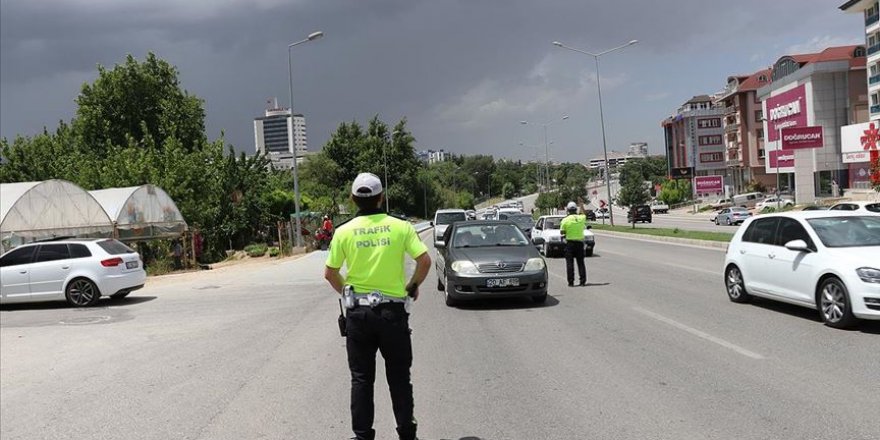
[723,212,880,328]
[828,201,880,213]
[0,239,146,307]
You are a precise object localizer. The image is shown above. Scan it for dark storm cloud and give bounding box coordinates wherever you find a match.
[0,0,863,161]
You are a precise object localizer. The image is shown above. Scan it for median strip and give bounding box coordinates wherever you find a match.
[588,223,733,249]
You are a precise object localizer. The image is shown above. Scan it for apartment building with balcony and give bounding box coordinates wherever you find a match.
[661,95,727,178]
[714,69,775,193]
[841,0,880,121]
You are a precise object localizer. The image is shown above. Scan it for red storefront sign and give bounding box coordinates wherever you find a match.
[769,150,795,168]
[694,176,723,193]
[766,85,807,142]
[781,126,823,150]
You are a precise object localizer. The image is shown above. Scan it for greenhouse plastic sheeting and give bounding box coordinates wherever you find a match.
[89,185,187,241]
[1,180,113,252]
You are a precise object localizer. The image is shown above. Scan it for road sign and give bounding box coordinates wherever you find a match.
[599,199,607,208]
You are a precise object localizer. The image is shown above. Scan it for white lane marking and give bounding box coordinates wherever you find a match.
[633,307,765,360]
[597,248,719,276]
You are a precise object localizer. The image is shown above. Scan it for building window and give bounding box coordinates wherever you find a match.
[754,110,763,122]
[697,118,721,129]
[700,152,724,163]
[699,135,723,146]
[855,46,866,57]
[872,64,879,76]
[756,128,764,139]
[872,92,880,106]
[758,148,765,159]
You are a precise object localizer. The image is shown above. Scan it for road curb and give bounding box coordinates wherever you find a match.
[591,229,729,251]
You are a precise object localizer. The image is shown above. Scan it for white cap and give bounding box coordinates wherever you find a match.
[351,172,383,197]
[566,201,577,210]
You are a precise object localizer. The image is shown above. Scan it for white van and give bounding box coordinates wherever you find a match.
[732,192,765,208]
[432,209,467,246]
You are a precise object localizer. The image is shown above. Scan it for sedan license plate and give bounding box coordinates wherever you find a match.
[126,261,138,269]
[487,278,519,288]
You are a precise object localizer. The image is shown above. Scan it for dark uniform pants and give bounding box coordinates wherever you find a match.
[564,240,586,285]
[346,303,417,440]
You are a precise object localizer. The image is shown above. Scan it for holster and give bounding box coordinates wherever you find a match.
[337,299,347,337]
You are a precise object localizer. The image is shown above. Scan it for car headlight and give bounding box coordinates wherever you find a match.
[451,260,479,274]
[524,257,545,271]
[856,267,880,284]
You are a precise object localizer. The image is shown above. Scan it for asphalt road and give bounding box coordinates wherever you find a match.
[2,232,878,440]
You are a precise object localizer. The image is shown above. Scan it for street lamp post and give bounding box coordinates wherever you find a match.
[287,30,323,247]
[521,115,568,191]
[554,39,638,226]
[384,130,400,212]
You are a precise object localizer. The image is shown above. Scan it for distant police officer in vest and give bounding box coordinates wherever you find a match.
[324,172,431,440]
[560,198,588,287]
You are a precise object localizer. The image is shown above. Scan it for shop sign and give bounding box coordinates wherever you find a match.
[765,85,807,142]
[694,176,723,193]
[781,126,823,150]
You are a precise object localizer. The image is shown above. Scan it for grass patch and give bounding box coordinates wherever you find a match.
[244,243,268,257]
[589,223,734,242]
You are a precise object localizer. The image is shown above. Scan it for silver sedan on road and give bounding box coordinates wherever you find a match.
[715,207,751,226]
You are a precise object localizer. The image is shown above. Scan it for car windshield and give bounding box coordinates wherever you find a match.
[544,218,562,229]
[436,212,466,225]
[806,216,880,248]
[507,214,534,229]
[453,224,529,248]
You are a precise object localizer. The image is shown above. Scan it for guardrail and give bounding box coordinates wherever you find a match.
[414,222,433,233]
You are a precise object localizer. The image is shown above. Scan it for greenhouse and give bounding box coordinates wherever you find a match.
[89,185,187,241]
[0,180,114,252]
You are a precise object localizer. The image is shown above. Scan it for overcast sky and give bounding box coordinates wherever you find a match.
[0,0,865,163]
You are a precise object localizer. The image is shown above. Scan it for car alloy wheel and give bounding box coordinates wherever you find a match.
[726,217,732,226]
[714,218,719,225]
[819,278,857,328]
[725,266,751,303]
[65,278,101,307]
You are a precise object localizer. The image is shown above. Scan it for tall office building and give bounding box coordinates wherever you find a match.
[254,99,308,169]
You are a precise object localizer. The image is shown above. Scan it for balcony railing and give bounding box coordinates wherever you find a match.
[871,74,880,85]
[869,44,880,55]
[867,13,879,26]
[872,104,880,114]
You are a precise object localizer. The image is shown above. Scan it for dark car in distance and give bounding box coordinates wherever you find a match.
[505,213,537,238]
[435,221,548,306]
[627,205,653,223]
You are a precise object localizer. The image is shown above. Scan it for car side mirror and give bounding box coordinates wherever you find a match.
[586,225,592,230]
[532,237,546,245]
[784,239,811,253]
[429,221,434,227]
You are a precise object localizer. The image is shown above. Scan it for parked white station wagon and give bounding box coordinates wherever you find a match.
[0,239,146,307]
[723,211,880,328]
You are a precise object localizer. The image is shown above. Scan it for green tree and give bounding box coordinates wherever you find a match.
[74,53,206,153]
[501,182,515,199]
[618,161,651,228]
[658,179,691,205]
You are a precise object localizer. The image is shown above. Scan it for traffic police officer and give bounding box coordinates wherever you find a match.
[559,198,588,286]
[324,172,431,440]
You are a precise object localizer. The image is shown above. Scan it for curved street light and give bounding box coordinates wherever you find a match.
[553,39,637,226]
[520,115,569,191]
[287,30,324,247]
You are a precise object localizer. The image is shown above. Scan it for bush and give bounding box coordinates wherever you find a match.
[244,243,268,257]
[268,246,280,257]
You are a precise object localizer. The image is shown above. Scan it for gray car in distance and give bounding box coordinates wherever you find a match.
[435,221,548,306]
[715,207,752,226]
